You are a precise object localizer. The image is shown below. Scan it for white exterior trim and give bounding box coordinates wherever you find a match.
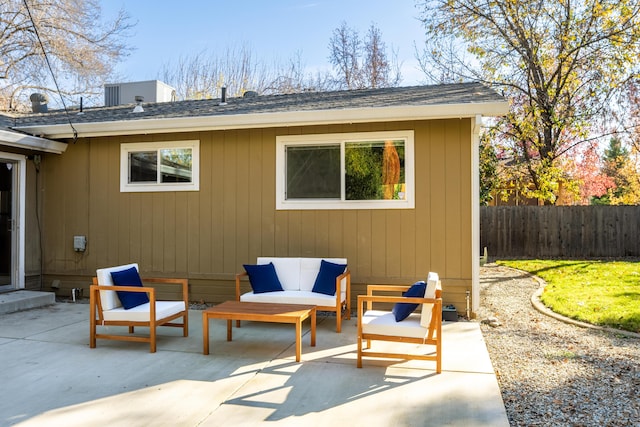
[120,140,200,192]
[0,152,26,289]
[471,115,482,315]
[0,129,67,154]
[276,131,415,210]
[13,101,510,139]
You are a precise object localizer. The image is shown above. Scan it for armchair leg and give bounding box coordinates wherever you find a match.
[89,318,96,349]
[149,323,157,353]
[89,287,97,348]
[357,337,362,368]
[183,313,189,337]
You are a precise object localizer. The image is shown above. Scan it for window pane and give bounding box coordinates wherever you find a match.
[129,151,157,183]
[345,140,405,200]
[160,148,192,183]
[286,145,340,199]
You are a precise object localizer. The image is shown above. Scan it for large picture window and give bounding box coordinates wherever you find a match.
[276,131,414,209]
[120,140,199,192]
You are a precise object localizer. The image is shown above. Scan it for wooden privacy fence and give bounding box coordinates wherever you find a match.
[480,206,640,258]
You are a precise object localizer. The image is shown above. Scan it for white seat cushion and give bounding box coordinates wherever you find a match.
[96,263,139,310]
[420,272,439,328]
[299,258,323,291]
[299,258,347,292]
[102,300,186,322]
[258,257,301,291]
[240,290,344,307]
[361,310,428,339]
[256,257,348,294]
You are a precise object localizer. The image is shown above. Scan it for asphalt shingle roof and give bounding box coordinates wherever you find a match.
[6,82,504,128]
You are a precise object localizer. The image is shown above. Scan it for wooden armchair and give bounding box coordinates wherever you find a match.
[90,263,189,353]
[357,273,442,372]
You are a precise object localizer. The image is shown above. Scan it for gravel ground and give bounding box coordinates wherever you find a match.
[479,263,640,426]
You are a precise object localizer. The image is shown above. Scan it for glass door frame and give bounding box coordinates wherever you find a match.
[0,152,26,291]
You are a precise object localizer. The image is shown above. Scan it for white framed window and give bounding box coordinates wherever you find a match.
[276,131,415,210]
[120,140,200,192]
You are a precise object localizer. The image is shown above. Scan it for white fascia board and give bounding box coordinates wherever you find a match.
[13,101,509,139]
[0,129,67,154]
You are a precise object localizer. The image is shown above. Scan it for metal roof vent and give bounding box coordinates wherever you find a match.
[30,93,48,113]
[219,87,227,106]
[132,95,144,113]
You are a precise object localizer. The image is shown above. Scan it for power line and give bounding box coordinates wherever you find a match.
[23,0,78,141]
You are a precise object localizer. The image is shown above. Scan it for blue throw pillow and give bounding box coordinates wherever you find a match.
[312,260,347,296]
[243,263,284,294]
[110,267,150,310]
[392,281,426,321]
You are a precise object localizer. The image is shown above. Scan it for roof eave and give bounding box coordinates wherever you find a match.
[0,129,67,154]
[12,101,509,139]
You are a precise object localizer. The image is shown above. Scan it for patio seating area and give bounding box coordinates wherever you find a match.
[0,299,508,426]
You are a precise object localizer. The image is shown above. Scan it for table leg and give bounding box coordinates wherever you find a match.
[227,319,233,341]
[203,313,209,355]
[310,308,316,347]
[295,319,302,362]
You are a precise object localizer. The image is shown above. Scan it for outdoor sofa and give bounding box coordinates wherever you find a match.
[236,257,351,332]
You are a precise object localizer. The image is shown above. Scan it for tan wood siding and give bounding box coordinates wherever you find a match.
[40,119,474,313]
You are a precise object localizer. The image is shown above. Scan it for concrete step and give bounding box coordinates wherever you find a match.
[0,290,56,315]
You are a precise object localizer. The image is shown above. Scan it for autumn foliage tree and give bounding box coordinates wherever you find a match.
[0,0,132,110]
[572,144,615,205]
[600,81,640,205]
[418,0,640,204]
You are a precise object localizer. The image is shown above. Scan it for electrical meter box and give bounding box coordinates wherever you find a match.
[73,235,87,252]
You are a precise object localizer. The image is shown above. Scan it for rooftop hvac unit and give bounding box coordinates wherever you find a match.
[104,80,176,107]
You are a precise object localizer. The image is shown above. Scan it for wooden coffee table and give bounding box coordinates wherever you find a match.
[202,301,316,362]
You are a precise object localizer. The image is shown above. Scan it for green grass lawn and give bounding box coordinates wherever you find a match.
[496,260,640,333]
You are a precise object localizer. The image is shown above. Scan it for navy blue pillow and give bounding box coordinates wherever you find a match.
[312,260,346,296]
[392,281,426,321]
[244,263,284,294]
[110,267,150,310]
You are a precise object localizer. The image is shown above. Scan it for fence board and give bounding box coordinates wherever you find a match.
[480,206,640,258]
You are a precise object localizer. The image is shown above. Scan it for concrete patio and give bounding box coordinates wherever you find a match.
[0,299,509,426]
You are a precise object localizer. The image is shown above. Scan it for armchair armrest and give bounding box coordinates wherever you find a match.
[235,272,249,301]
[359,283,442,312]
[357,294,442,318]
[90,276,188,311]
[363,284,442,308]
[142,277,189,303]
[334,269,351,300]
[90,284,157,300]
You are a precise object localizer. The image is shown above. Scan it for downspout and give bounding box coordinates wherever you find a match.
[471,115,482,317]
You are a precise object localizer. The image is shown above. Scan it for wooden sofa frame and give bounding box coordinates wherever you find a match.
[90,277,189,353]
[357,284,442,372]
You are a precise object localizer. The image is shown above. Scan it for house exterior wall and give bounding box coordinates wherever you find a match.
[39,119,474,314]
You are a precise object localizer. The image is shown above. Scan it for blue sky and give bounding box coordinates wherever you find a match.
[101,0,428,86]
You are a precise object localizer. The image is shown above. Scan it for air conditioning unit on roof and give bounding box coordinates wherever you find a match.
[104,80,176,107]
